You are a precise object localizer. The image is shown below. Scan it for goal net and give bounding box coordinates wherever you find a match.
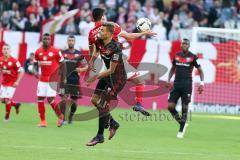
[191,27,240,114]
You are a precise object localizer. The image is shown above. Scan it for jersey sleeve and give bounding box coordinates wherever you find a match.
[88,31,95,46]
[56,49,64,62]
[15,60,22,72]
[193,55,200,68]
[114,23,122,36]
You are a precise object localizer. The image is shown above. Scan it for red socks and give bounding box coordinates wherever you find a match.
[38,101,45,121]
[5,102,12,120]
[135,84,144,103]
[50,101,62,118]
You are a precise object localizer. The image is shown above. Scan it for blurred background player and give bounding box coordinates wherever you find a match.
[59,35,88,124]
[165,39,204,138]
[86,23,127,146]
[0,44,23,122]
[88,8,156,116]
[34,33,64,127]
[24,52,38,75]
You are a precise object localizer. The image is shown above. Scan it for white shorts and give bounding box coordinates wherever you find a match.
[37,81,57,97]
[0,86,16,99]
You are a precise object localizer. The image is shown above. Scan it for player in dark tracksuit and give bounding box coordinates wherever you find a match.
[59,35,88,124]
[166,38,204,138]
[85,22,127,146]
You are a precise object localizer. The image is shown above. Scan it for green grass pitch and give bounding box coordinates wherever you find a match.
[0,104,239,160]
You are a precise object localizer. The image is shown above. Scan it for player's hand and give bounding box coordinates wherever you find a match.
[143,30,157,37]
[165,81,172,89]
[88,62,96,72]
[13,81,19,88]
[198,85,204,94]
[86,75,98,86]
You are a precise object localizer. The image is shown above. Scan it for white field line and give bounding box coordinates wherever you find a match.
[0,144,239,159]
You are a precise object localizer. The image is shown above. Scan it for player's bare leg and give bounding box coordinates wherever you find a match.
[47,97,64,127]
[37,97,47,127]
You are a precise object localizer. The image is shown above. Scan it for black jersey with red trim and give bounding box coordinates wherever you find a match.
[173,51,200,82]
[62,49,87,84]
[95,39,126,82]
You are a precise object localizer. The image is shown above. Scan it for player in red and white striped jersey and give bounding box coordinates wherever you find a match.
[0,44,24,122]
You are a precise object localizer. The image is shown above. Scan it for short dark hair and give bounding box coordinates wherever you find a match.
[43,33,50,37]
[68,34,75,39]
[182,38,190,44]
[92,8,105,22]
[102,22,115,34]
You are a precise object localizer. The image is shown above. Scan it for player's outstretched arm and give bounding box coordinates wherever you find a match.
[119,30,157,41]
[197,66,204,94]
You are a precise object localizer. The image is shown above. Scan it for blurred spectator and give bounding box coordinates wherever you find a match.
[149,8,160,25]
[36,7,46,23]
[25,13,40,32]
[60,17,78,34]
[26,0,38,16]
[43,0,58,19]
[1,11,11,28]
[0,0,240,37]
[24,53,37,75]
[10,11,27,31]
[152,18,167,41]
[80,2,91,20]
[208,0,222,27]
[79,15,94,36]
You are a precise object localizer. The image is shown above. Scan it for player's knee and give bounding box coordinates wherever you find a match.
[168,103,176,111]
[132,77,145,85]
[47,97,54,104]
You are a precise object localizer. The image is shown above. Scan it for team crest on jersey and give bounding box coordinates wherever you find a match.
[48,52,53,57]
[3,65,6,69]
[43,56,47,61]
[39,53,43,56]
[186,57,191,62]
[106,50,111,55]
[8,62,12,66]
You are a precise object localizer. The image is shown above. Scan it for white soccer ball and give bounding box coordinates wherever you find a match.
[136,18,152,32]
[28,65,34,72]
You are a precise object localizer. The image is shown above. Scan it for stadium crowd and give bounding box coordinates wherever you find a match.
[0,0,240,40]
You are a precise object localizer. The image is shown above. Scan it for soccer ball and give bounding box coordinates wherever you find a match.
[136,18,152,32]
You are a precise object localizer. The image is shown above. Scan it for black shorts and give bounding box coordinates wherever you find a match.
[94,77,126,99]
[168,82,192,105]
[63,83,81,99]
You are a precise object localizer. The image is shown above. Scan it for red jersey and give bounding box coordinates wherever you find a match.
[35,46,64,82]
[88,21,122,47]
[0,56,21,86]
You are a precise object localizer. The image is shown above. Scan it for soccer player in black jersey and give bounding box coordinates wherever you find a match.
[166,39,204,138]
[59,35,88,124]
[86,22,127,146]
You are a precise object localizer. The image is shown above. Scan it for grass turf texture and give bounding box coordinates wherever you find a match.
[0,104,239,160]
